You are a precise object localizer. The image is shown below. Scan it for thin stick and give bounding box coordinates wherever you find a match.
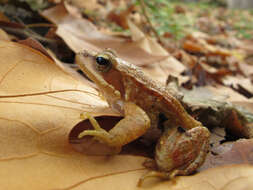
[139,0,163,44]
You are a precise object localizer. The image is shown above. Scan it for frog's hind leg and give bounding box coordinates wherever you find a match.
[169,131,210,177]
[138,134,209,186]
[138,126,210,186]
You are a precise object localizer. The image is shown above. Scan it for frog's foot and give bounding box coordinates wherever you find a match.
[79,113,107,134]
[137,170,173,187]
[139,162,199,187]
[78,113,119,148]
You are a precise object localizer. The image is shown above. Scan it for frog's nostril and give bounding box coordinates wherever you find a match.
[96,56,110,66]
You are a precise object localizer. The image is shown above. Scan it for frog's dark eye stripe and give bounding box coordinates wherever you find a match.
[96,56,110,66]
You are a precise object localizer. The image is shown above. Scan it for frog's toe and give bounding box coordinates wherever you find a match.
[137,171,171,187]
[78,129,108,139]
[78,129,122,148]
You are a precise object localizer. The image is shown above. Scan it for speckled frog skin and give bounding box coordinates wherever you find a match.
[76,50,210,185]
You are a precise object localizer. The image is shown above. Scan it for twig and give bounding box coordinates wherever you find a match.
[139,0,163,44]
[1,26,57,43]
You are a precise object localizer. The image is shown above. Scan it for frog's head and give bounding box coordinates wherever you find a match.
[76,50,126,112]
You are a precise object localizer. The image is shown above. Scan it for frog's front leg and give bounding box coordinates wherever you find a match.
[78,102,150,153]
[138,126,210,186]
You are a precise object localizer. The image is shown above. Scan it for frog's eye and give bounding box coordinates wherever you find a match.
[96,56,110,66]
[95,56,112,72]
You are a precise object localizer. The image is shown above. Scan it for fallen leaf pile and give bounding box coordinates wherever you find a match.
[0,0,253,189]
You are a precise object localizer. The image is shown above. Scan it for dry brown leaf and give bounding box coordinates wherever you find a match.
[127,19,186,83]
[223,76,253,95]
[202,139,253,171]
[183,33,231,57]
[41,4,188,83]
[232,99,253,114]
[206,85,250,103]
[205,85,253,115]
[238,62,253,77]
[176,85,253,138]
[41,4,168,68]
[207,85,253,135]
[107,4,136,29]
[182,40,208,54]
[18,37,53,60]
[70,0,105,14]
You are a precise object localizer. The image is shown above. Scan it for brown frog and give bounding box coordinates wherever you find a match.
[75,50,210,186]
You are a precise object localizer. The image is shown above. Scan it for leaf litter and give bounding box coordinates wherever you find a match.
[0,0,253,189]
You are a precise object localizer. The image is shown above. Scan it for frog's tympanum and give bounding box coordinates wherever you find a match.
[76,50,210,186]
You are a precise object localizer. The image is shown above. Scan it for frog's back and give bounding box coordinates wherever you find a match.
[117,59,200,130]
[116,58,178,111]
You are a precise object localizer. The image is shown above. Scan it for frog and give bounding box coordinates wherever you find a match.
[75,49,210,186]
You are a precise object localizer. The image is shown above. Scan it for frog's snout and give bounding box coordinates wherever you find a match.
[77,50,95,59]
